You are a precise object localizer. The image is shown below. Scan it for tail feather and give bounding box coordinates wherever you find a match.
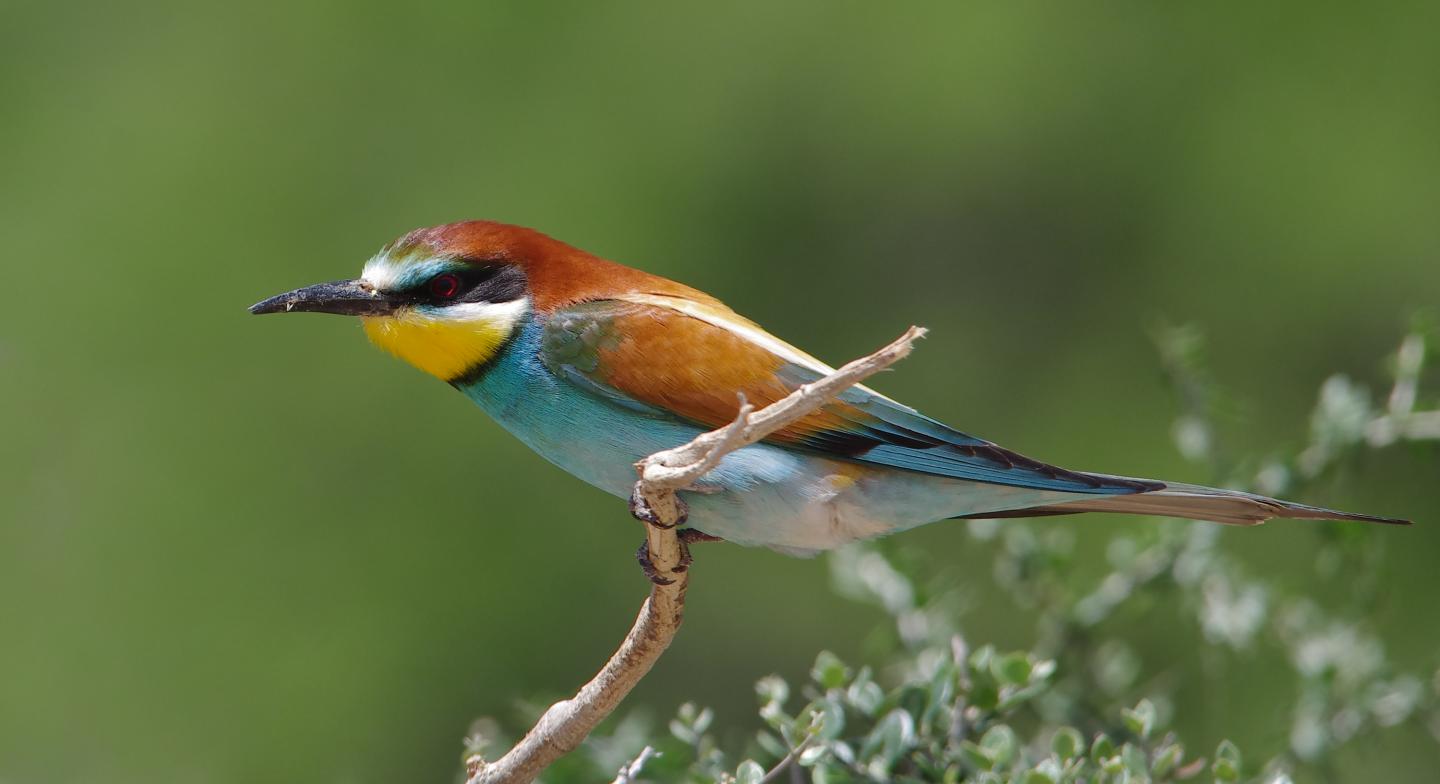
[966,480,1410,526]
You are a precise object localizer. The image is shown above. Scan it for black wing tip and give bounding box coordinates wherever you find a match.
[935,441,1167,495]
[1279,500,1411,525]
[970,444,1164,495]
[1352,513,1412,526]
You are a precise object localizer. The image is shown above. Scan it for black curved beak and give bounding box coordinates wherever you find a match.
[249,280,393,316]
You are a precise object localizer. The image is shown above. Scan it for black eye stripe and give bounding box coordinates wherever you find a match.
[411,263,527,306]
[458,264,527,304]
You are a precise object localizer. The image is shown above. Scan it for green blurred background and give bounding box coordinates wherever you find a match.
[2,2,1437,782]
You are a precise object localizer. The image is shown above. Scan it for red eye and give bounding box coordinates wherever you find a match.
[430,273,462,299]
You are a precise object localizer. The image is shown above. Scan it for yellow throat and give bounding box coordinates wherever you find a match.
[361,301,527,381]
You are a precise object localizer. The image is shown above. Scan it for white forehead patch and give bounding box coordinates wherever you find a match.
[361,253,404,290]
[361,251,460,293]
[362,250,414,291]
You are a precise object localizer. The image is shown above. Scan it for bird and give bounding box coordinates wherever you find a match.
[250,220,1408,558]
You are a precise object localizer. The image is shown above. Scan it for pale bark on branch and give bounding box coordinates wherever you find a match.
[465,325,927,784]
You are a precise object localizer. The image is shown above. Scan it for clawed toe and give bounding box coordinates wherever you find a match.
[629,488,688,529]
[674,529,724,573]
[678,529,723,545]
[634,528,723,583]
[634,541,676,586]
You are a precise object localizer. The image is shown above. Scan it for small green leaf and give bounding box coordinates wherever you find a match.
[756,675,790,706]
[812,651,852,690]
[1152,743,1183,777]
[759,701,791,731]
[668,721,696,744]
[755,730,788,759]
[1030,658,1057,683]
[799,743,829,766]
[816,698,846,740]
[968,680,999,711]
[1091,733,1116,764]
[968,645,996,675]
[1121,742,1147,775]
[996,681,1050,712]
[736,759,765,784]
[992,652,1033,686]
[1051,726,1084,760]
[1210,739,1242,782]
[692,706,714,735]
[669,703,705,745]
[959,740,994,771]
[979,725,1018,768]
[893,684,930,720]
[1122,699,1158,740]
[1212,739,1242,781]
[860,708,917,767]
[847,677,884,716]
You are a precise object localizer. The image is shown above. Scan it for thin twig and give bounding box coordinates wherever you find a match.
[760,720,821,784]
[465,325,927,784]
[610,745,658,784]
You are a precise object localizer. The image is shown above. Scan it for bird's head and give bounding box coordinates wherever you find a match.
[253,220,716,382]
[252,221,555,382]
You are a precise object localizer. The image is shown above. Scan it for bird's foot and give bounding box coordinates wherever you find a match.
[634,530,724,584]
[634,541,676,586]
[674,529,724,573]
[678,528,724,545]
[629,488,688,530]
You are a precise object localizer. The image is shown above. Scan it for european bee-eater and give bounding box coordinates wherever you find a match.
[251,221,1407,555]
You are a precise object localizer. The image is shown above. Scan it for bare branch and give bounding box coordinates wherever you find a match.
[760,713,823,784]
[610,745,658,784]
[465,325,927,784]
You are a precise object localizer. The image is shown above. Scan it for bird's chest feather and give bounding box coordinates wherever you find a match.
[451,320,884,550]
[455,319,715,495]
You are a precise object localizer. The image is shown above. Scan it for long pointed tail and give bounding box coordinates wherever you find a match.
[967,480,1410,526]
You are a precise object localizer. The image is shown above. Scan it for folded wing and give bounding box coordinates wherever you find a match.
[539,296,1157,496]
